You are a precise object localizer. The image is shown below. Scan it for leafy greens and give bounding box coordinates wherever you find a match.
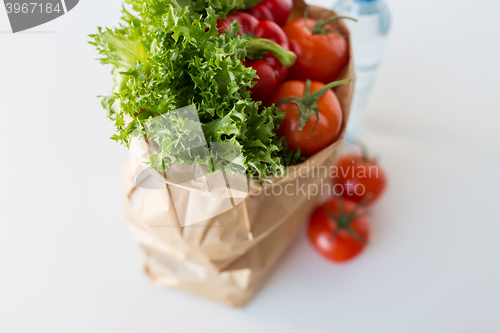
[90,0,302,178]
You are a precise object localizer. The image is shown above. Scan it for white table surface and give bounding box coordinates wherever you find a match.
[1,0,499,332]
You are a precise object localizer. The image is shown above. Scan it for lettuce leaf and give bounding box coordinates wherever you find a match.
[90,0,302,178]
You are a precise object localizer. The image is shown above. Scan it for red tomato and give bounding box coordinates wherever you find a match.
[308,198,370,262]
[283,18,349,83]
[334,152,387,206]
[268,80,344,157]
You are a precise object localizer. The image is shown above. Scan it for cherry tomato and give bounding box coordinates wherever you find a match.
[333,151,387,206]
[268,80,344,157]
[283,18,349,83]
[308,198,370,262]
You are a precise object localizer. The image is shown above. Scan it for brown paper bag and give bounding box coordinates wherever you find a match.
[122,0,355,308]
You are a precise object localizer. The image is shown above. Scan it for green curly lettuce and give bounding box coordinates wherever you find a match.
[90,0,302,178]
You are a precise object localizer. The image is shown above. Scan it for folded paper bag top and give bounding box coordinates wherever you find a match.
[129,104,251,227]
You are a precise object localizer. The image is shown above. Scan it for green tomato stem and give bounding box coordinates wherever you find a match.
[305,78,352,105]
[303,7,357,35]
[349,139,374,163]
[311,16,358,35]
[323,195,372,244]
[276,78,352,135]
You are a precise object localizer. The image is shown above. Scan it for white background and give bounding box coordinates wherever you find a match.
[1,0,500,332]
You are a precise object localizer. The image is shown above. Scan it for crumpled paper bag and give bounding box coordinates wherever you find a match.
[121,0,355,307]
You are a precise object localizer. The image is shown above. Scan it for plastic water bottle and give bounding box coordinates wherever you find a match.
[332,0,391,140]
